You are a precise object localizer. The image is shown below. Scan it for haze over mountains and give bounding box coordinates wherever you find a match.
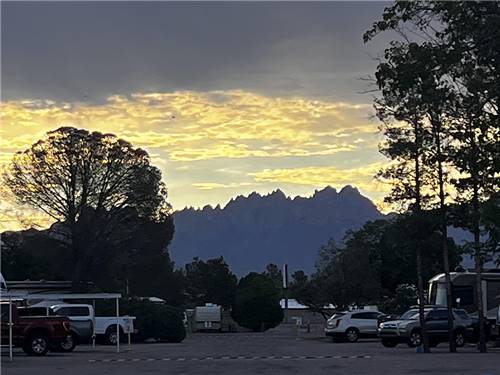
[170,186,385,275]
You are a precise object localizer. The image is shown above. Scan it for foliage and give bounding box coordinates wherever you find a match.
[3,127,172,283]
[379,284,418,315]
[0,213,183,305]
[290,215,461,313]
[184,257,237,308]
[365,0,500,353]
[231,272,283,331]
[262,263,283,291]
[96,298,186,343]
[0,229,68,280]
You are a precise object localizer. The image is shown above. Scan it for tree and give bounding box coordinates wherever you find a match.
[365,0,500,353]
[0,229,68,281]
[289,270,329,320]
[184,257,238,308]
[0,212,182,305]
[379,284,418,315]
[231,273,283,331]
[365,40,440,353]
[262,263,283,291]
[3,127,172,285]
[290,217,460,319]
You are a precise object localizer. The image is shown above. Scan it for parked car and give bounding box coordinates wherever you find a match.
[0,303,72,356]
[378,307,473,348]
[26,302,135,346]
[325,310,385,342]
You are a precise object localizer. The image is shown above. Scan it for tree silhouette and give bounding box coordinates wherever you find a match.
[3,127,172,285]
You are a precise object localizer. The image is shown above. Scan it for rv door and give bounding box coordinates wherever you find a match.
[0,273,7,291]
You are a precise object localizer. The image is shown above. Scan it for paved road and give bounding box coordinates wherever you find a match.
[2,333,500,374]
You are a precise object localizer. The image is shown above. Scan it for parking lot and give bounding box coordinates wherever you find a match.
[2,332,500,375]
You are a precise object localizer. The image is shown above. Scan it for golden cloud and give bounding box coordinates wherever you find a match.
[0,90,384,229]
[250,162,390,196]
[192,182,256,190]
[1,90,377,163]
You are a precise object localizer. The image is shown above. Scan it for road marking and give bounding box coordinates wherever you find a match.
[87,354,372,364]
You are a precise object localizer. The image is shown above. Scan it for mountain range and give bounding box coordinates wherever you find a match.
[170,186,385,275]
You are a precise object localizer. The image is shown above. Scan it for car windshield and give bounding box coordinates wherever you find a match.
[399,309,419,320]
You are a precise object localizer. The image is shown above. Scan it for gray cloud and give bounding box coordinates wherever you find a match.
[2,1,390,102]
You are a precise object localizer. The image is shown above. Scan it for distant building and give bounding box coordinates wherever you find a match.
[280,299,336,326]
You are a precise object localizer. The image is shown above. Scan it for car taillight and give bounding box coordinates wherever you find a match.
[335,319,341,327]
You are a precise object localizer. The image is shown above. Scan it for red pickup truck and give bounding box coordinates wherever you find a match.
[1,303,72,356]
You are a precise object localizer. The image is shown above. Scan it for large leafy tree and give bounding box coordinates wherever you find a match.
[231,272,283,332]
[3,126,172,285]
[183,257,238,308]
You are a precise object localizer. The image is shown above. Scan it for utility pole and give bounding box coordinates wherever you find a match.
[283,264,288,323]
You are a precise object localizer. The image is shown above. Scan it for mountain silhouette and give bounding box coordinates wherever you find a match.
[170,185,385,275]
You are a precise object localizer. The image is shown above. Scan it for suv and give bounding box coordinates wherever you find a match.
[1,304,72,356]
[378,307,473,348]
[325,310,385,342]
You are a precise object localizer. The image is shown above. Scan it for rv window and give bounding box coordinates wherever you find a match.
[452,286,474,307]
[487,282,500,311]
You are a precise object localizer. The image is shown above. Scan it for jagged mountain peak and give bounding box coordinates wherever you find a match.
[339,184,360,196]
[171,185,385,274]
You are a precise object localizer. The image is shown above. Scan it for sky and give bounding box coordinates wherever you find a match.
[1,1,394,230]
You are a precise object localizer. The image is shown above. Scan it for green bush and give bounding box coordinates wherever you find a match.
[96,298,186,342]
[231,272,284,331]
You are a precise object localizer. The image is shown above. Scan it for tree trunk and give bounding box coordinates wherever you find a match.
[416,245,430,352]
[70,222,82,290]
[435,127,456,353]
[473,182,487,353]
[413,119,430,353]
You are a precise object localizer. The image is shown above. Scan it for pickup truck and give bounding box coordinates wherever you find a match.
[1,303,72,356]
[27,302,136,345]
[19,304,93,352]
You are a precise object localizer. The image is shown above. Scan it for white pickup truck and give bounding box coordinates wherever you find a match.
[29,302,135,345]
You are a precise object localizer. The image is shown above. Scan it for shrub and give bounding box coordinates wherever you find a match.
[231,272,284,331]
[96,298,186,342]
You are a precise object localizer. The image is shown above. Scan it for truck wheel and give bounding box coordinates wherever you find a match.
[381,339,397,348]
[59,332,77,352]
[24,333,49,356]
[105,326,124,345]
[407,331,422,348]
[345,328,359,343]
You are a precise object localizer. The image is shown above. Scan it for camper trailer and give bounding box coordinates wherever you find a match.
[194,303,221,332]
[428,271,500,330]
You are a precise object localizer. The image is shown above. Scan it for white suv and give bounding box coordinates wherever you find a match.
[325,310,384,342]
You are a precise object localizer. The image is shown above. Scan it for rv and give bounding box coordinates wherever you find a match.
[428,270,500,334]
[194,303,221,332]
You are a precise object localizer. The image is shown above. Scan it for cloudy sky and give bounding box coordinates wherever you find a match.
[1,1,394,229]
